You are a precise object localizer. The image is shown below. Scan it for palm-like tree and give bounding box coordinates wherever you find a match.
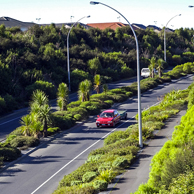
[30,90,51,137]
[94,74,101,94]
[57,82,69,111]
[157,58,164,77]
[30,90,48,107]
[78,79,92,102]
[20,114,32,136]
[36,104,51,137]
[29,112,42,138]
[149,57,157,78]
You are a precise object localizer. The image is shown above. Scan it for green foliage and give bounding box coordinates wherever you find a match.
[92,180,108,191]
[59,162,99,187]
[51,112,75,130]
[159,170,194,194]
[97,169,117,183]
[9,136,40,147]
[25,80,55,99]
[0,147,21,161]
[120,64,134,78]
[3,94,18,111]
[53,185,95,194]
[73,114,82,121]
[104,131,130,145]
[112,157,128,168]
[82,171,97,183]
[0,96,6,115]
[57,82,69,111]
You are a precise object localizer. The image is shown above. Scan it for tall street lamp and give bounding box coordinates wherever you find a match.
[67,15,90,91]
[90,1,143,148]
[164,14,181,62]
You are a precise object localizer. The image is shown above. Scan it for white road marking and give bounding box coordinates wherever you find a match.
[0,116,22,125]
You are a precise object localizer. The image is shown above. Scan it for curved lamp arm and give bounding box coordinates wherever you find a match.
[90,1,143,148]
[67,15,90,91]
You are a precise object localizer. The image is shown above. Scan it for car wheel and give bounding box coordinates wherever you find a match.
[112,122,115,127]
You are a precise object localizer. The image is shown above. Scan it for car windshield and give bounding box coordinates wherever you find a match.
[142,69,149,72]
[100,112,113,118]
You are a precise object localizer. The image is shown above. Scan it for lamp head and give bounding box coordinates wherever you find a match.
[178,14,181,16]
[90,1,99,5]
[189,5,194,8]
[87,15,91,18]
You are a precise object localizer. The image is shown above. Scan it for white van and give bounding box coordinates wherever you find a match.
[141,68,150,78]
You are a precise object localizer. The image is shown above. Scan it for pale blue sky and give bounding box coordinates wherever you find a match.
[0,0,194,29]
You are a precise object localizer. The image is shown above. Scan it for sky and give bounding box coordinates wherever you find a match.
[1,0,194,30]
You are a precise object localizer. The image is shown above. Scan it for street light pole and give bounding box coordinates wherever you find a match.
[90,1,143,148]
[67,15,90,91]
[164,14,181,62]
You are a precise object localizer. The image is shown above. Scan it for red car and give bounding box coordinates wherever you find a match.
[96,109,121,127]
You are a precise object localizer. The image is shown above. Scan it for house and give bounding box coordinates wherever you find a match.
[132,23,147,30]
[43,22,91,29]
[0,16,35,31]
[147,25,162,33]
[87,22,128,30]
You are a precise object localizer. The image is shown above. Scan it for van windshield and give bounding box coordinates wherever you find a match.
[142,69,149,72]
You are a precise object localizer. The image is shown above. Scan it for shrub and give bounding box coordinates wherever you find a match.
[112,157,128,168]
[104,131,130,146]
[70,180,82,186]
[0,147,21,161]
[93,180,108,191]
[183,62,192,74]
[25,80,55,99]
[82,171,97,183]
[9,136,40,147]
[73,114,82,121]
[51,112,75,130]
[4,94,18,111]
[59,162,99,187]
[86,105,100,115]
[68,107,89,119]
[53,185,95,194]
[98,169,117,183]
[47,127,60,135]
[0,96,6,115]
[98,162,112,173]
[67,101,81,108]
[87,154,102,163]
[104,100,114,107]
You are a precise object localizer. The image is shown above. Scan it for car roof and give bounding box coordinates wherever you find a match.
[103,109,115,113]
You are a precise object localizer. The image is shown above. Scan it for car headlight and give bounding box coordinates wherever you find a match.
[96,121,100,123]
[107,121,113,123]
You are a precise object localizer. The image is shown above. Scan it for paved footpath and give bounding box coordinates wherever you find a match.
[100,109,186,194]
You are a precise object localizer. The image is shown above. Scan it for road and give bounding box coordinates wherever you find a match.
[0,75,192,194]
[0,77,137,142]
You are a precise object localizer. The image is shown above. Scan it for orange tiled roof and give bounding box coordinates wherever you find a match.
[87,22,128,30]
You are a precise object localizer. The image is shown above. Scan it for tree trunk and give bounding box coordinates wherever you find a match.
[43,120,47,137]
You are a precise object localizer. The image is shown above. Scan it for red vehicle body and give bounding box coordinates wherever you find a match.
[96,109,121,127]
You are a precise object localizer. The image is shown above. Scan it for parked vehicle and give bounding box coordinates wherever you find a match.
[96,109,127,127]
[141,68,150,78]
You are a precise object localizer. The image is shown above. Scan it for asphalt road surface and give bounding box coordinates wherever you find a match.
[0,75,193,194]
[0,77,137,142]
